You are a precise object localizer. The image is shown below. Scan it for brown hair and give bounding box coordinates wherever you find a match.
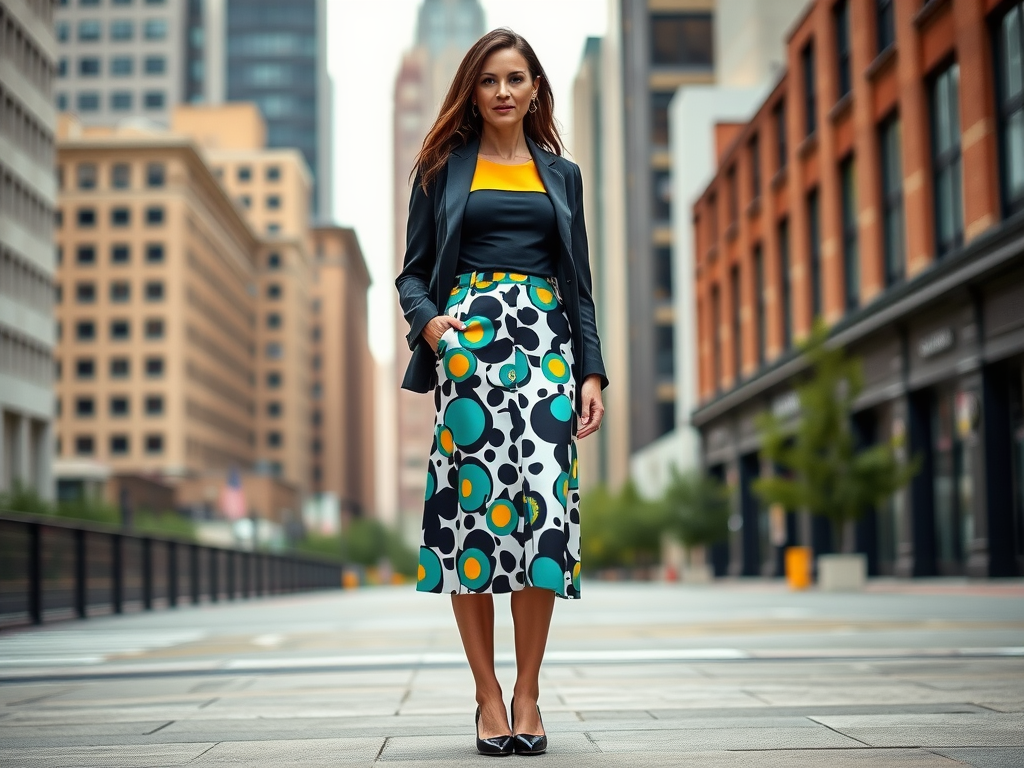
[413,28,563,193]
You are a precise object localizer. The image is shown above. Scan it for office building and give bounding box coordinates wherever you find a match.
[0,0,58,498]
[692,0,1024,578]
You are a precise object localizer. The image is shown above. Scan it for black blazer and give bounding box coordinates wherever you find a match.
[396,135,608,414]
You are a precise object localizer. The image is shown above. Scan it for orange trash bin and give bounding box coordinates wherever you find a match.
[785,546,812,590]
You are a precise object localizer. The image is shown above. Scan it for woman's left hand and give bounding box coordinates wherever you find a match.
[576,375,605,440]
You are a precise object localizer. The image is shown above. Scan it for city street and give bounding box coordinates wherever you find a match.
[0,580,1023,766]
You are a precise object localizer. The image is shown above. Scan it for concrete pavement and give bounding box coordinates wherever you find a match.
[0,579,1022,767]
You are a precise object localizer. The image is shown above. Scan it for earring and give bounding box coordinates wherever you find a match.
[529,98,538,114]
[471,103,479,117]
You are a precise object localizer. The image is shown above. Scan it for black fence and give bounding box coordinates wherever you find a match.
[0,512,343,628]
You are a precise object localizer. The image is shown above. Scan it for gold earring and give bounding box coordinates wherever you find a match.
[471,103,479,117]
[529,98,538,114]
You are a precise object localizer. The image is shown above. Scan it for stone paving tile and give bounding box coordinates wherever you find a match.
[928,747,1024,768]
[0,743,217,768]
[191,737,385,766]
[745,683,965,706]
[589,724,865,752]
[377,731,600,761]
[812,724,1024,748]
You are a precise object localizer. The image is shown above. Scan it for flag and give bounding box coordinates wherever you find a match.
[219,467,247,520]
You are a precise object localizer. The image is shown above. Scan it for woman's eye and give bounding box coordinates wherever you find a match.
[482,77,494,85]
[511,77,523,84]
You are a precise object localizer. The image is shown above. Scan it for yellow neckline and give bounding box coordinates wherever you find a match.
[477,156,535,168]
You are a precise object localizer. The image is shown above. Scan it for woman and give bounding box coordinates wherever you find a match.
[396,28,607,756]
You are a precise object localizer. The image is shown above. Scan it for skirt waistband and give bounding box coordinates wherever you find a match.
[453,271,555,291]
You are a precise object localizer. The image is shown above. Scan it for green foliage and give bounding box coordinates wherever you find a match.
[660,468,730,549]
[133,511,196,541]
[580,480,666,569]
[752,319,919,537]
[293,519,418,576]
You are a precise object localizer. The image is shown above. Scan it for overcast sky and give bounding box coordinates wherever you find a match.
[327,0,607,364]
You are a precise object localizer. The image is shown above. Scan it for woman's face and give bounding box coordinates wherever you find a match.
[473,47,541,131]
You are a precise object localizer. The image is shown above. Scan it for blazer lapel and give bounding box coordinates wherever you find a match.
[527,136,572,260]
[435,137,479,304]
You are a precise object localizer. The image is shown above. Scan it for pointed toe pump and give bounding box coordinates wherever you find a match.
[475,706,513,756]
[511,698,548,756]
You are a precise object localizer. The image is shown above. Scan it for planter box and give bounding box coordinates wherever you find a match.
[816,553,867,591]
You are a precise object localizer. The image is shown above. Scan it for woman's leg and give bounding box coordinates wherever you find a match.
[510,586,556,734]
[451,593,511,738]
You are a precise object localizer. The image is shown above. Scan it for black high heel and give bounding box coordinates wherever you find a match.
[475,706,513,756]
[510,696,548,756]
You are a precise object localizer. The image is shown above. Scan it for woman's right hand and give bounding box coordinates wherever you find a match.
[422,315,467,353]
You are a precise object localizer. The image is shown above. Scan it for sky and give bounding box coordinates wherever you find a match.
[327,0,608,364]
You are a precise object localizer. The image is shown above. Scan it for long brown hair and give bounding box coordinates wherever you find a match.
[413,28,563,193]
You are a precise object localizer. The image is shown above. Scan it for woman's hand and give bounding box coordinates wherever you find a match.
[422,315,467,353]
[576,374,605,440]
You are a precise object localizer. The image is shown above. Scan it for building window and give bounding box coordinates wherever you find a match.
[267,252,281,269]
[266,165,281,181]
[110,397,129,417]
[110,435,130,455]
[57,93,68,111]
[652,169,671,223]
[237,166,252,182]
[311,326,321,342]
[877,0,895,54]
[655,325,674,379]
[311,382,322,399]
[267,402,282,418]
[57,22,69,42]
[75,358,95,379]
[653,246,673,304]
[311,410,321,426]
[311,354,321,370]
[144,56,166,75]
[266,371,282,388]
[834,0,851,99]
[145,434,163,454]
[266,342,282,360]
[111,207,131,226]
[726,165,738,227]
[753,245,765,367]
[995,4,1024,216]
[75,282,96,303]
[75,436,95,456]
[266,195,281,210]
[146,163,165,187]
[145,318,164,338]
[77,163,97,190]
[930,62,964,257]
[77,208,96,227]
[145,396,163,415]
[145,206,165,225]
[657,401,675,438]
[144,19,167,40]
[144,91,166,109]
[78,20,101,42]
[111,92,133,111]
[267,223,281,234]
[267,432,282,448]
[145,243,164,263]
[58,58,68,77]
[238,195,251,209]
[711,285,721,391]
[145,357,164,377]
[76,321,96,341]
[76,245,96,265]
[110,358,130,378]
[110,19,133,40]
[111,281,130,302]
[110,319,130,341]
[75,397,95,417]
[111,244,130,264]
[840,157,859,311]
[808,189,822,320]
[731,265,742,382]
[749,134,761,199]
[651,91,674,147]
[649,13,713,68]
[779,218,792,349]
[112,163,131,189]
[144,281,164,301]
[266,313,282,329]
[802,42,817,136]
[111,56,133,76]
[266,283,282,300]
[879,115,905,286]
[78,57,101,76]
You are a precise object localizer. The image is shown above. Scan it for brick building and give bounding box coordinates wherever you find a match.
[692,0,1024,578]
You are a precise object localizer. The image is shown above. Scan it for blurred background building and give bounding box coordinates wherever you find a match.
[0,0,57,501]
[52,0,333,221]
[690,0,1024,578]
[392,0,485,544]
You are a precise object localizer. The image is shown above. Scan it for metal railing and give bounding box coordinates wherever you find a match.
[0,512,343,628]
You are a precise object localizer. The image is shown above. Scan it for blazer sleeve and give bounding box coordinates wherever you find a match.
[395,169,440,351]
[570,163,609,390]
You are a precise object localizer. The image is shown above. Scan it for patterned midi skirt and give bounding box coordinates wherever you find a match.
[416,271,581,599]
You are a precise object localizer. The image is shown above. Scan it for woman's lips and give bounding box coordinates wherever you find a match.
[494,105,514,113]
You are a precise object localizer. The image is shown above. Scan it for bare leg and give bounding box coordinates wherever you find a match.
[451,593,511,739]
[510,586,556,735]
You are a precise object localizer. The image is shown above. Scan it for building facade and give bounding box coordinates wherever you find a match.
[392,0,485,543]
[692,0,1024,578]
[0,0,58,499]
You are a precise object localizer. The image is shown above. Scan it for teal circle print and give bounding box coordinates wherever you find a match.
[528,283,559,311]
[417,547,442,592]
[424,468,435,500]
[445,285,469,310]
[553,471,570,508]
[458,462,492,512]
[486,498,519,536]
[443,348,477,383]
[457,316,495,349]
[530,556,565,596]
[542,352,570,384]
[444,397,486,446]
[435,425,455,458]
[458,547,491,590]
[514,348,531,386]
[550,394,573,423]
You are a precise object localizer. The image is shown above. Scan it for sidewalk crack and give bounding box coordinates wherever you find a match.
[584,731,603,753]
[189,742,220,763]
[375,736,390,762]
[144,720,174,735]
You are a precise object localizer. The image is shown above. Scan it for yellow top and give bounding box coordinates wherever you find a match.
[470,156,546,193]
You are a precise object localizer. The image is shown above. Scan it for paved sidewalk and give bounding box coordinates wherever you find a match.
[0,581,1022,767]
